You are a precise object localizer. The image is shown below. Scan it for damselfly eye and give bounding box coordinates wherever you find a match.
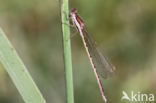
[70,8,77,13]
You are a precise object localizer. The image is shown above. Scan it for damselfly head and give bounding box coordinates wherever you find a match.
[70,8,77,14]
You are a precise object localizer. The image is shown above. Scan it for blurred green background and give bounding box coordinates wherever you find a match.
[0,0,156,103]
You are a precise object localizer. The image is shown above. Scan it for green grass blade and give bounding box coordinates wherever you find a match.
[61,0,74,103]
[0,29,46,103]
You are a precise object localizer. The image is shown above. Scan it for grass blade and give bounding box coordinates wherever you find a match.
[0,29,46,103]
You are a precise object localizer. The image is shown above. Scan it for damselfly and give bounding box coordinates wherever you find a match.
[69,8,115,102]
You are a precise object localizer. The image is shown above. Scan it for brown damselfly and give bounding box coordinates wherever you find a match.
[69,8,115,102]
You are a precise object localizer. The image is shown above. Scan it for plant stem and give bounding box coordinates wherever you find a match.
[61,0,74,103]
